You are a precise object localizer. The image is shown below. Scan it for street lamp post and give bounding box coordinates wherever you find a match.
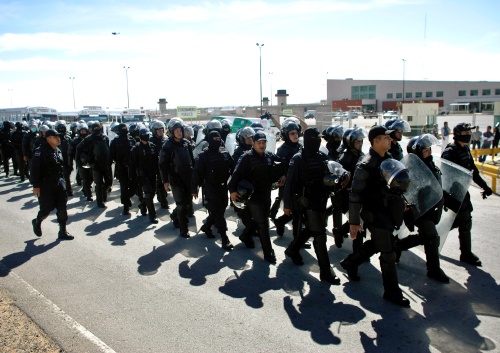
[123,66,130,109]
[402,59,406,103]
[256,43,264,114]
[269,72,273,106]
[69,77,76,109]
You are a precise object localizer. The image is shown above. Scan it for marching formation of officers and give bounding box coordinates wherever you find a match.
[0,115,493,307]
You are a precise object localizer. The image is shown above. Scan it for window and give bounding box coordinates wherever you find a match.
[458,90,466,96]
[470,90,478,96]
[387,93,393,99]
[496,88,500,95]
[407,116,413,122]
[436,91,443,97]
[406,92,412,99]
[482,89,491,96]
[351,85,376,100]
[396,93,402,99]
[415,92,422,98]
[426,91,433,98]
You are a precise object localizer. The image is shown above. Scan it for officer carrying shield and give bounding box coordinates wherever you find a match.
[30,129,73,240]
[341,125,411,307]
[282,128,341,284]
[441,123,493,266]
[191,131,234,250]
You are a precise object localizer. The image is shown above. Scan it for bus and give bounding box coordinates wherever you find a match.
[77,108,109,124]
[58,110,79,122]
[0,106,58,122]
[121,109,149,126]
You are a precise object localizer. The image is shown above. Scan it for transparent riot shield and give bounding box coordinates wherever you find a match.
[225,133,236,156]
[195,129,205,145]
[401,154,443,222]
[433,157,473,252]
[193,140,208,160]
[319,145,329,155]
[265,131,277,153]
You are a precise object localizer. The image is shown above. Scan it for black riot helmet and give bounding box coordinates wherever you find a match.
[139,128,151,142]
[323,161,347,188]
[387,119,411,141]
[150,120,165,136]
[323,125,344,143]
[55,120,67,134]
[412,133,440,158]
[347,127,368,150]
[14,121,23,131]
[129,123,141,138]
[220,119,232,141]
[203,120,222,135]
[281,118,301,142]
[76,123,88,136]
[166,118,184,138]
[236,127,255,146]
[250,122,264,132]
[380,159,411,195]
[234,179,255,209]
[406,136,418,154]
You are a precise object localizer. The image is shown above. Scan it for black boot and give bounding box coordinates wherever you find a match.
[340,253,363,281]
[272,218,285,236]
[32,218,42,237]
[284,247,304,265]
[220,231,234,250]
[314,235,340,284]
[380,256,409,307]
[239,227,255,248]
[425,237,449,283]
[200,223,215,238]
[122,205,130,215]
[58,224,74,240]
[332,228,344,248]
[139,201,147,216]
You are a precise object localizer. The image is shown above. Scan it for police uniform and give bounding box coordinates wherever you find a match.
[30,130,73,240]
[228,132,285,263]
[191,131,234,249]
[283,128,340,283]
[130,133,160,223]
[150,133,169,209]
[441,123,492,266]
[159,122,195,238]
[341,126,410,306]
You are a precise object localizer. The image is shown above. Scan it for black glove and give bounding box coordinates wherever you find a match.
[482,187,493,199]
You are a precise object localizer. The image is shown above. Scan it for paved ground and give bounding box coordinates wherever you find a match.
[1,120,499,353]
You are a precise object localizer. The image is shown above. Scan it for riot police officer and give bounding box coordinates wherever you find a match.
[228,131,286,263]
[270,118,302,234]
[55,120,73,196]
[70,123,93,200]
[159,118,195,238]
[76,122,112,208]
[385,119,410,161]
[191,131,234,249]
[0,121,13,177]
[22,120,41,178]
[441,123,492,266]
[341,125,411,307]
[30,129,73,240]
[110,123,136,215]
[193,120,223,159]
[11,122,28,182]
[282,128,341,284]
[149,121,169,210]
[397,134,449,282]
[322,125,344,161]
[130,128,160,223]
[231,127,255,167]
[333,127,366,250]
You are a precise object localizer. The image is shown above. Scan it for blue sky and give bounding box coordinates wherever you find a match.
[1,0,499,111]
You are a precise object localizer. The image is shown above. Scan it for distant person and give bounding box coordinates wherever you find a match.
[440,122,451,153]
[493,124,499,156]
[478,126,494,163]
[421,125,428,134]
[432,124,439,138]
[471,127,482,150]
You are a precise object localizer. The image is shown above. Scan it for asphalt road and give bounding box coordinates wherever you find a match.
[1,133,499,352]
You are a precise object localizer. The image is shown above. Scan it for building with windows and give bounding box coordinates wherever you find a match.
[327,79,500,113]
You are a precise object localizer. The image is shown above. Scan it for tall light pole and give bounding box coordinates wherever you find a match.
[256,43,264,114]
[69,77,76,109]
[402,59,406,103]
[123,66,130,109]
[268,72,273,106]
[8,89,13,107]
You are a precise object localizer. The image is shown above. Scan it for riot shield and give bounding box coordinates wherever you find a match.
[195,129,205,145]
[225,133,236,156]
[401,154,443,222]
[193,140,208,160]
[265,132,277,153]
[319,145,329,155]
[433,157,473,251]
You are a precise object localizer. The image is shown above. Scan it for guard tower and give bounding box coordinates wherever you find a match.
[262,97,269,107]
[275,90,289,106]
[158,98,168,115]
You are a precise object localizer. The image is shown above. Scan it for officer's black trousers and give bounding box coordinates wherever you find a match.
[93,169,112,204]
[247,199,273,256]
[118,177,132,207]
[36,181,68,225]
[14,150,28,180]
[140,176,157,219]
[204,187,228,232]
[171,183,191,232]
[78,167,93,198]
[156,178,168,207]
[370,226,402,296]
[453,198,474,256]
